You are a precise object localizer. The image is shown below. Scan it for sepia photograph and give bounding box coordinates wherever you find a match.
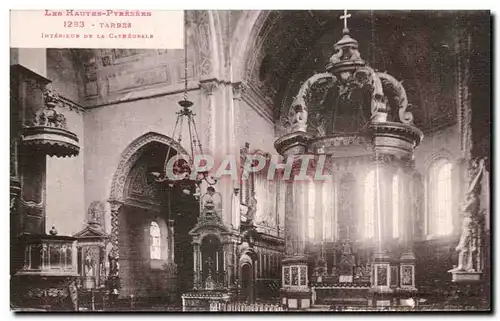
[9,9,492,313]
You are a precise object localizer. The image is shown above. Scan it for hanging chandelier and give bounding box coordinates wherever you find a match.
[151,17,217,195]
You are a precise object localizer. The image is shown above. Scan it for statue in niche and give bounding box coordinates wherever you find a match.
[201,186,222,217]
[87,201,104,229]
[84,249,95,277]
[402,267,413,286]
[240,204,249,222]
[336,240,356,281]
[449,158,485,273]
[246,194,257,223]
[204,257,216,290]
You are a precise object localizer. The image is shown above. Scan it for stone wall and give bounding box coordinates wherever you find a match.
[237,99,276,154]
[119,206,173,300]
[44,51,86,236]
[47,49,84,103]
[45,103,86,236]
[413,124,463,239]
[412,124,464,296]
[83,91,202,233]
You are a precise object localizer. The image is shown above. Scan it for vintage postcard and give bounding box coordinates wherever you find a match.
[9,9,492,313]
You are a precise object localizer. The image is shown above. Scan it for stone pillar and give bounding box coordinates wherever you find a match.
[371,157,392,255]
[231,83,243,230]
[399,160,417,294]
[200,79,239,231]
[11,51,49,237]
[168,219,175,262]
[280,156,312,310]
[199,80,218,157]
[10,49,47,226]
[107,201,122,298]
[222,238,238,291]
[274,129,313,310]
[193,242,201,289]
[315,180,323,244]
[370,156,393,297]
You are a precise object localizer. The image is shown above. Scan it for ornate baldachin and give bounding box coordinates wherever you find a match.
[284,13,417,135]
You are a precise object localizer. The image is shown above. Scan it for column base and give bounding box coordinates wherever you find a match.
[449,271,482,283]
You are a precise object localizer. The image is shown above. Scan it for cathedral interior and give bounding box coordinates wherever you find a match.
[10,10,491,312]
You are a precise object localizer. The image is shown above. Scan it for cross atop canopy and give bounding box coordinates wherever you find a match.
[340,10,352,30]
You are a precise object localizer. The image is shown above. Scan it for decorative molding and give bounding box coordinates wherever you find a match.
[199,78,220,96]
[59,95,85,114]
[232,82,243,101]
[109,132,189,202]
[108,200,122,260]
[423,148,455,175]
[456,22,472,159]
[85,82,200,109]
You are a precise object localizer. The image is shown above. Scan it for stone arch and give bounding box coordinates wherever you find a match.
[424,148,455,174]
[108,131,190,202]
[230,10,269,82]
[423,148,460,237]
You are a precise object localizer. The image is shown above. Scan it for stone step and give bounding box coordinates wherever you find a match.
[307,305,330,311]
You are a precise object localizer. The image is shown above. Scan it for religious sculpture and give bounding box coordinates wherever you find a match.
[246,194,258,223]
[240,204,249,222]
[84,250,95,277]
[33,84,67,129]
[449,158,485,273]
[87,200,105,229]
[204,257,216,290]
[402,267,413,286]
[201,186,222,217]
[309,112,327,137]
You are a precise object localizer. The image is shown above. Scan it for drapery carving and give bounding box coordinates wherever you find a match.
[125,163,158,201]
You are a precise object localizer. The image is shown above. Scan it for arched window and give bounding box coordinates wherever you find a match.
[428,160,453,236]
[392,174,400,238]
[150,221,161,260]
[364,170,376,239]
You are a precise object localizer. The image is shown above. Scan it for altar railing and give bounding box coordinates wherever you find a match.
[210,301,286,312]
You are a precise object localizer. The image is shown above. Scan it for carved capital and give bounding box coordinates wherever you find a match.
[232,82,243,101]
[200,79,219,96]
[369,153,396,166]
[109,200,122,213]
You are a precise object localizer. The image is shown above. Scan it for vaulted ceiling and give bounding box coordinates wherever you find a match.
[245,10,466,133]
